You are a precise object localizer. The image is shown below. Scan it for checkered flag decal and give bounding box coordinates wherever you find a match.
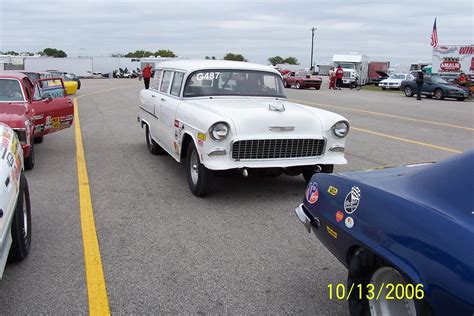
[351,187,361,200]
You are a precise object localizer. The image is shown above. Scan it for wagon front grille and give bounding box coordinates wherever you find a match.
[232,139,325,160]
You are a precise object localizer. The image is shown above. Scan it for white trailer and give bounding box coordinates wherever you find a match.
[432,44,473,74]
[332,54,369,85]
[24,57,93,77]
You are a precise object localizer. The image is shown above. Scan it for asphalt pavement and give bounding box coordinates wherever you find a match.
[0,79,472,314]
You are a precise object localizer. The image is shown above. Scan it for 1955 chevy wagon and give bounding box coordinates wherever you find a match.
[138,60,350,196]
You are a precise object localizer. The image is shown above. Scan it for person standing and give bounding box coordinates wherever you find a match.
[328,67,336,90]
[416,71,424,100]
[335,65,344,90]
[142,63,152,89]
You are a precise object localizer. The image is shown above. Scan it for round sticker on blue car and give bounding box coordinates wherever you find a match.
[306,182,319,204]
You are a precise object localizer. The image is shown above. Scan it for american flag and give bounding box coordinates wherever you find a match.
[431,18,438,48]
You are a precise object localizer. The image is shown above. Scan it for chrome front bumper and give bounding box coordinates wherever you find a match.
[294,203,318,233]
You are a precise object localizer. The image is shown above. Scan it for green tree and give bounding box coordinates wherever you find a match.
[42,48,67,57]
[223,53,247,62]
[3,50,19,56]
[268,56,285,65]
[283,56,299,65]
[154,49,176,57]
[124,50,154,58]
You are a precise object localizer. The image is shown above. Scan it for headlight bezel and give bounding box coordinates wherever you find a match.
[332,120,350,138]
[208,122,230,141]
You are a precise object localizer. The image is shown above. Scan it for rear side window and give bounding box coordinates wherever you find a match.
[150,70,162,90]
[160,71,173,93]
[170,72,184,97]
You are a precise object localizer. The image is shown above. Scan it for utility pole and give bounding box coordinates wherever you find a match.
[310,27,317,72]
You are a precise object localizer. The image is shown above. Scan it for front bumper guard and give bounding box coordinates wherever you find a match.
[294,203,320,233]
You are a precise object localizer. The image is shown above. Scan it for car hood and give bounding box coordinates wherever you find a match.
[376,70,389,77]
[0,103,28,127]
[183,97,326,138]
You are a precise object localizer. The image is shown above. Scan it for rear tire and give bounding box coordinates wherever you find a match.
[404,86,414,97]
[145,125,166,155]
[8,173,32,262]
[186,142,213,197]
[296,82,301,89]
[24,143,35,170]
[33,136,43,144]
[284,81,291,88]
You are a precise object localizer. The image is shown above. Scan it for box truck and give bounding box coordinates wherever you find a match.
[332,54,369,85]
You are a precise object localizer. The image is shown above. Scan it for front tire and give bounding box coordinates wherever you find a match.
[284,80,291,88]
[456,97,465,101]
[296,82,301,89]
[24,143,35,170]
[185,142,213,197]
[348,249,431,316]
[34,136,44,144]
[145,125,166,155]
[302,164,334,183]
[8,173,32,262]
[404,86,414,97]
[434,88,444,100]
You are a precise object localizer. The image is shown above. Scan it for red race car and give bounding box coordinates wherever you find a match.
[0,72,74,170]
[283,71,323,90]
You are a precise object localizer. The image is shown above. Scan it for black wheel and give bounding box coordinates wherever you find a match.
[315,86,321,90]
[8,173,32,262]
[456,97,465,101]
[185,141,213,197]
[356,84,362,91]
[284,80,291,88]
[302,164,334,183]
[24,143,35,170]
[145,125,166,155]
[404,86,414,97]
[381,87,386,90]
[33,136,43,144]
[434,88,444,100]
[296,82,301,89]
[347,249,432,316]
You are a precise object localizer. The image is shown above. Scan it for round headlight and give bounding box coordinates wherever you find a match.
[332,121,349,138]
[209,122,230,141]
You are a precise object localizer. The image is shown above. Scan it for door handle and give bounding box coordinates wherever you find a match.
[151,95,156,98]
[161,98,166,102]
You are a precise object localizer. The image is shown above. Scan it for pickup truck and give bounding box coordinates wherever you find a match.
[0,123,32,278]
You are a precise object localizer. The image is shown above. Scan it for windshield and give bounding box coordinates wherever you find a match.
[390,74,406,79]
[431,77,449,84]
[0,79,25,102]
[336,63,355,69]
[183,70,286,98]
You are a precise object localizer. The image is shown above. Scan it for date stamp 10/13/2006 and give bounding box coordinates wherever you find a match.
[328,283,425,301]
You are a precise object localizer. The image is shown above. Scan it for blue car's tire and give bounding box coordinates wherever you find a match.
[347,249,432,316]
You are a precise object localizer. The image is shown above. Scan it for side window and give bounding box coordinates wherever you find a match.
[160,71,173,93]
[150,70,162,90]
[170,72,184,97]
[22,79,31,101]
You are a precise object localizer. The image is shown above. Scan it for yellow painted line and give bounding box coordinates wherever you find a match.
[352,127,463,154]
[74,97,111,315]
[289,98,474,132]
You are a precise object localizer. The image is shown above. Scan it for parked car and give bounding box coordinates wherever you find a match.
[293,151,474,315]
[46,70,78,95]
[371,70,389,86]
[379,73,413,90]
[64,72,81,89]
[0,72,74,169]
[400,76,468,101]
[138,60,349,196]
[0,123,32,278]
[283,71,323,89]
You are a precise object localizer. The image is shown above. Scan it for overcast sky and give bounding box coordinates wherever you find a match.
[0,0,472,67]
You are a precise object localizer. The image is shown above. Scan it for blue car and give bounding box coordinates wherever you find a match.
[294,151,474,315]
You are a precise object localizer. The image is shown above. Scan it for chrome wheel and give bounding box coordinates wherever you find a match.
[296,82,301,89]
[404,86,413,97]
[22,192,28,239]
[190,150,199,185]
[369,267,416,316]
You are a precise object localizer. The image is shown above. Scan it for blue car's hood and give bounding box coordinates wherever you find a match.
[340,151,474,225]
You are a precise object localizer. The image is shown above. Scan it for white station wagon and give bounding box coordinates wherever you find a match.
[138,60,350,196]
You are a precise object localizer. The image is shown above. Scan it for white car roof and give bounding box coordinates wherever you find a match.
[154,59,280,74]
